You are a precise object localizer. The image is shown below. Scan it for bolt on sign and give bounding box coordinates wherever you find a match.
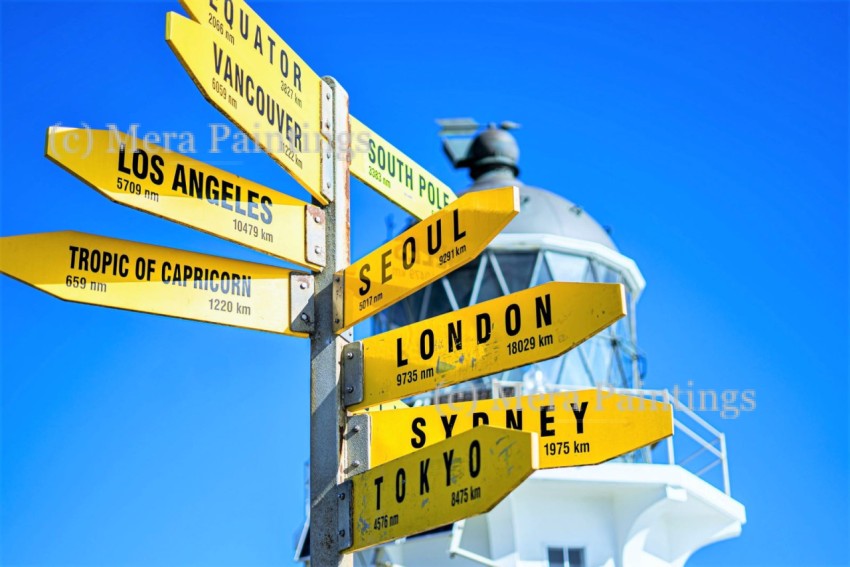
[363,390,674,469]
[339,426,538,553]
[46,127,326,270]
[334,186,520,332]
[0,231,311,336]
[342,282,626,410]
[166,11,328,204]
[349,116,458,221]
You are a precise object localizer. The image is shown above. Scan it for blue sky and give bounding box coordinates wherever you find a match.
[1,1,847,566]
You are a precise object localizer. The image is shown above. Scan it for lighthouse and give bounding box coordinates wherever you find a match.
[296,122,746,566]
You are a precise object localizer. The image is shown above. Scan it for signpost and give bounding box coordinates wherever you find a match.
[0,1,677,563]
[350,116,458,220]
[342,281,626,410]
[0,231,312,336]
[339,426,538,553]
[361,390,673,469]
[334,186,519,332]
[166,12,328,204]
[46,127,326,270]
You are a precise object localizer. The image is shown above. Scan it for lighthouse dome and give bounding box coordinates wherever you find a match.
[464,170,618,251]
[452,123,617,251]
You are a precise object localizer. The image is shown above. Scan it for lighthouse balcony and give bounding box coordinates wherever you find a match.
[422,382,734,498]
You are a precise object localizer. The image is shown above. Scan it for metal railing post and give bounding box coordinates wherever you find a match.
[719,433,731,496]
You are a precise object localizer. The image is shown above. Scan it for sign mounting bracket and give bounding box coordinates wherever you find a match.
[343,414,370,476]
[305,205,327,269]
[341,342,364,407]
[289,273,315,334]
[337,480,353,552]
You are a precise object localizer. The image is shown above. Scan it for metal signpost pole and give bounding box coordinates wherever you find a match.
[309,77,352,567]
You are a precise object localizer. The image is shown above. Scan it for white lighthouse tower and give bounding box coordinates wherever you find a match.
[296,122,746,566]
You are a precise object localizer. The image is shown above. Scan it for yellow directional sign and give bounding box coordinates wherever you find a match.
[46,127,325,270]
[335,186,519,331]
[178,0,323,139]
[0,231,309,336]
[344,282,626,410]
[341,426,537,552]
[166,12,327,204]
[350,116,458,220]
[364,390,673,469]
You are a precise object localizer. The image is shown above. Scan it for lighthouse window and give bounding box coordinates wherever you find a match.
[547,546,586,567]
[445,258,480,307]
[492,252,536,291]
[568,547,586,567]
[544,252,588,282]
[473,257,503,303]
[533,256,553,285]
[424,278,453,318]
[546,547,565,567]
